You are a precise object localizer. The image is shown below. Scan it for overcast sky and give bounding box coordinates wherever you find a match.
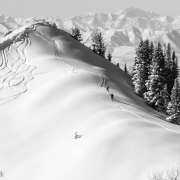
[0,0,180,19]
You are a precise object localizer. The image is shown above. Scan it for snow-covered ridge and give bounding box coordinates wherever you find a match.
[1,7,180,72]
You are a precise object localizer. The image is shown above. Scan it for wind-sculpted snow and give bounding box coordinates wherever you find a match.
[0,25,37,104]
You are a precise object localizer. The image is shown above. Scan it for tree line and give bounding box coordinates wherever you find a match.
[71,27,131,70]
[71,28,180,125]
[132,39,180,125]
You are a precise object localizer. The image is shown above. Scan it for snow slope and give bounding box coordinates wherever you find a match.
[0,23,180,180]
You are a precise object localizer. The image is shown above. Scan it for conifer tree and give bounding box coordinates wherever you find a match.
[132,39,145,96]
[143,39,152,79]
[124,63,128,73]
[107,53,112,62]
[144,42,167,110]
[167,78,180,115]
[172,51,179,82]
[134,62,147,96]
[166,78,180,125]
[155,84,170,113]
[132,39,153,97]
[148,41,154,73]
[71,27,83,42]
[91,29,106,58]
[164,43,173,94]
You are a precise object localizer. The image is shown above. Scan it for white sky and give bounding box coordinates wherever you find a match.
[0,0,180,18]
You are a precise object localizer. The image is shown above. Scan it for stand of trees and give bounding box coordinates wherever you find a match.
[71,27,127,71]
[71,27,83,42]
[132,39,180,125]
[91,29,106,58]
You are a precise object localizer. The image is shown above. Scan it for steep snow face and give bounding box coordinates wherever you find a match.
[0,23,180,180]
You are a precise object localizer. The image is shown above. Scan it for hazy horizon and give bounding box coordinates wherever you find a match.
[0,0,180,19]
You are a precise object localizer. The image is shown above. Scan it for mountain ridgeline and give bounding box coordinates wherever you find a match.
[1,8,180,71]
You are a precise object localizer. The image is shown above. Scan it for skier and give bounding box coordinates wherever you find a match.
[106,86,109,91]
[74,131,83,139]
[110,93,114,101]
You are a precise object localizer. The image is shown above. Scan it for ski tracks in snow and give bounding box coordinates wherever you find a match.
[0,26,37,105]
[99,76,180,134]
[34,30,75,73]
[2,25,179,134]
[34,28,180,135]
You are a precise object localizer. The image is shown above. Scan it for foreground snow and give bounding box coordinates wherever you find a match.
[0,24,180,180]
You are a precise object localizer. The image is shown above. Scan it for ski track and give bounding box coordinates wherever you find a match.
[99,76,180,134]
[0,25,37,105]
[1,24,179,134]
[34,28,180,135]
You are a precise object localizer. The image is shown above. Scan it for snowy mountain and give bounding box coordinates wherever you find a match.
[1,8,180,70]
[0,20,180,180]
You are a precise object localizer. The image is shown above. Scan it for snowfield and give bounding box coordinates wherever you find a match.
[0,23,180,180]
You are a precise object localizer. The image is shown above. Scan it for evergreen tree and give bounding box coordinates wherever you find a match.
[143,39,152,79]
[155,84,170,114]
[164,43,174,94]
[91,29,106,58]
[71,27,83,42]
[166,78,180,125]
[107,53,112,62]
[132,39,145,96]
[124,63,128,73]
[134,62,147,96]
[149,41,154,73]
[132,39,153,97]
[167,78,180,115]
[132,39,150,96]
[172,51,179,82]
[144,42,167,110]
[166,111,180,125]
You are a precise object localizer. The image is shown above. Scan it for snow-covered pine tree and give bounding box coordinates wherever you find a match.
[132,39,146,97]
[134,62,147,96]
[148,41,154,74]
[172,51,179,82]
[107,53,112,62]
[167,78,180,115]
[91,29,106,58]
[155,84,170,114]
[132,39,153,97]
[166,111,180,125]
[166,78,180,125]
[143,39,152,80]
[164,43,174,94]
[144,42,167,111]
[71,27,83,42]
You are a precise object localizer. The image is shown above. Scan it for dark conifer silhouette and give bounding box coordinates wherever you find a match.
[91,29,106,58]
[124,63,128,73]
[107,53,112,61]
[71,27,83,42]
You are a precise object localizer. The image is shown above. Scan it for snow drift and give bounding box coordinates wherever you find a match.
[0,23,180,180]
